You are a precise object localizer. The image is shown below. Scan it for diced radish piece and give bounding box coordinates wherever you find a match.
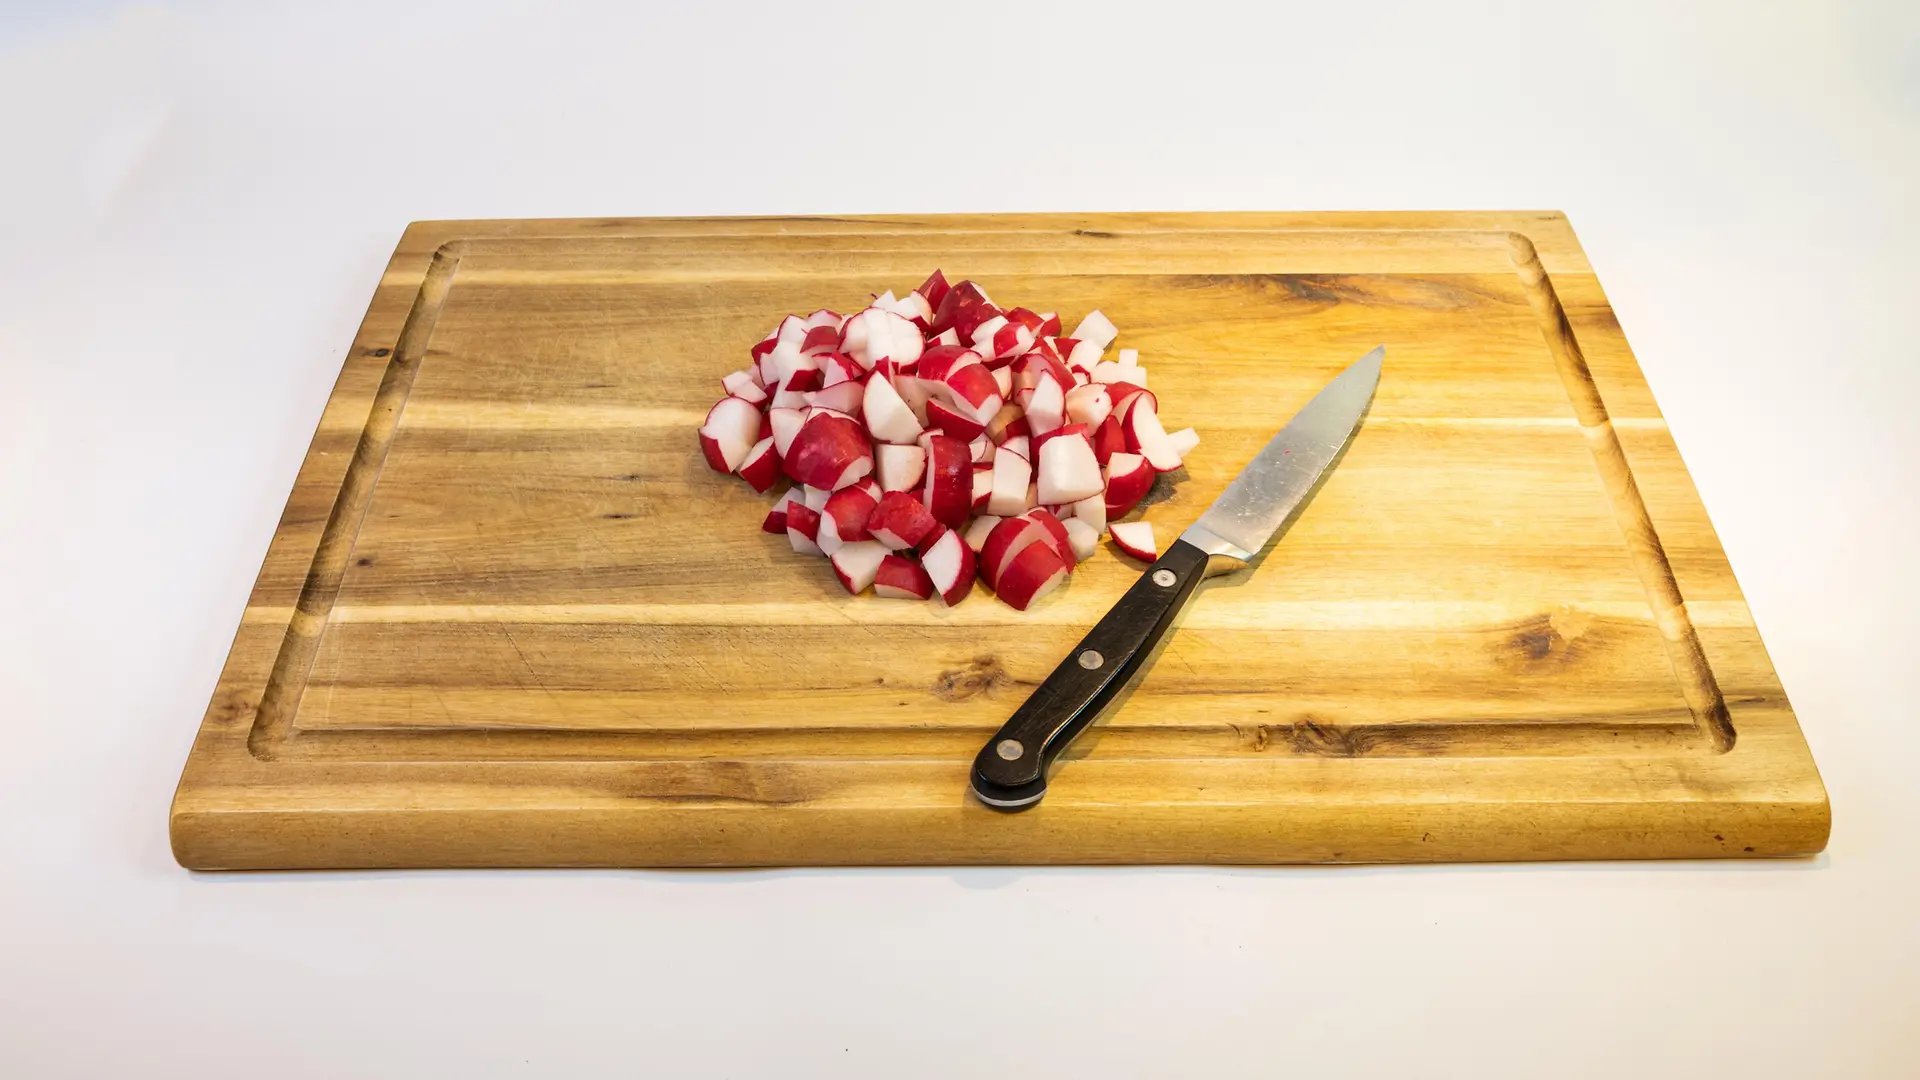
[1117,348,1139,367]
[1000,435,1030,462]
[868,490,939,551]
[874,289,897,306]
[1004,308,1043,334]
[1091,415,1125,467]
[842,308,924,369]
[800,325,843,356]
[722,370,768,405]
[1038,313,1062,335]
[1021,508,1077,569]
[817,486,879,555]
[963,515,1001,552]
[698,397,761,474]
[763,488,798,534]
[1071,493,1106,534]
[1031,421,1087,456]
[991,365,1013,399]
[1070,310,1118,350]
[920,527,976,606]
[1062,517,1100,562]
[921,435,972,528]
[969,435,995,464]
[969,313,1009,353]
[808,380,864,416]
[1036,430,1104,504]
[971,465,993,512]
[1123,399,1183,472]
[980,516,1046,589]
[801,485,831,511]
[1103,453,1154,517]
[915,344,982,384]
[1107,383,1157,421]
[762,338,808,390]
[1064,384,1112,428]
[875,443,926,492]
[1108,521,1157,561]
[878,289,934,329]
[926,399,986,441]
[891,365,933,425]
[856,477,883,501]
[804,309,842,329]
[928,328,960,347]
[1073,371,1090,386]
[994,541,1069,611]
[988,450,1032,516]
[872,554,935,599]
[862,373,925,445]
[1066,339,1103,372]
[916,269,950,310]
[942,364,1003,424]
[787,412,873,490]
[1091,361,1145,386]
[1167,426,1199,459]
[830,541,889,594]
[1026,377,1065,436]
[1013,352,1074,395]
[737,436,782,493]
[777,314,811,344]
[786,503,823,556]
[992,321,1035,360]
[930,280,999,340]
[769,407,807,458]
[818,353,865,387]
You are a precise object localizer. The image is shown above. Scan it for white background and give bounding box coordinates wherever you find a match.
[3,2,1917,1075]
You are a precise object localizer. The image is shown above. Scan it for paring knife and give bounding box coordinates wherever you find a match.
[969,346,1385,811]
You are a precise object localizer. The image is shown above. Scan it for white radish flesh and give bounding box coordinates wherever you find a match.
[1108,520,1157,561]
[988,451,1032,517]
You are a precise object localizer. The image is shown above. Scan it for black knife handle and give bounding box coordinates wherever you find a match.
[969,539,1211,810]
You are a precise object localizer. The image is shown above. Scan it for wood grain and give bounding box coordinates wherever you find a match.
[170,212,1829,868]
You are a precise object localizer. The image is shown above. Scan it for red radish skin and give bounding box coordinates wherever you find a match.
[830,541,889,594]
[930,281,998,341]
[800,324,842,355]
[736,437,782,493]
[698,397,761,474]
[919,527,976,606]
[1108,521,1157,562]
[914,345,983,385]
[786,503,824,556]
[921,435,972,528]
[868,491,939,551]
[926,399,986,441]
[993,541,1070,610]
[1123,400,1184,472]
[916,269,950,310]
[1021,508,1077,569]
[872,555,935,600]
[818,487,879,555]
[786,412,873,489]
[1103,453,1154,517]
[941,364,1004,424]
[1091,415,1126,467]
[874,443,926,492]
[979,515,1048,590]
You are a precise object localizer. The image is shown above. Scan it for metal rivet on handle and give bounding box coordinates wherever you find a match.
[996,739,1024,760]
[1078,649,1104,670]
[1153,569,1177,587]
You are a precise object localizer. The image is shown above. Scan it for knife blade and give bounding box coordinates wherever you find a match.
[969,346,1384,810]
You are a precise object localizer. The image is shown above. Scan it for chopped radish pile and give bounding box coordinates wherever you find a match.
[698,271,1198,607]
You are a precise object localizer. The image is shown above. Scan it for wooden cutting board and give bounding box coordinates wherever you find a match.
[170,212,1829,868]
